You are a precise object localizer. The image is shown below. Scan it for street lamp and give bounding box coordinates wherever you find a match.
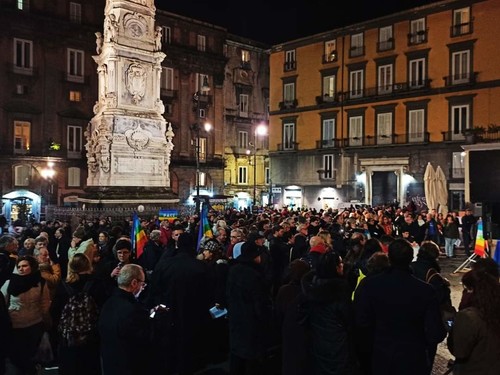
[192,78,211,213]
[248,123,267,208]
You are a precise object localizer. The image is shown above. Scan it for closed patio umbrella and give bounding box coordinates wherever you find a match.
[435,165,448,216]
[424,162,437,211]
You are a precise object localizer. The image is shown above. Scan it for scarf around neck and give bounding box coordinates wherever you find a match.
[7,271,43,297]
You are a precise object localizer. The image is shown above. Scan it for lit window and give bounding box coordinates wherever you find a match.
[69,91,81,102]
[14,121,30,153]
[68,167,81,187]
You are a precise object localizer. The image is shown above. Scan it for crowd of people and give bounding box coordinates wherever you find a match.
[0,203,499,375]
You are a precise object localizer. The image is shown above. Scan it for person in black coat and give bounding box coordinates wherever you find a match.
[147,233,211,374]
[98,263,153,375]
[354,238,447,375]
[50,253,108,375]
[53,227,71,280]
[137,230,164,282]
[226,240,273,375]
[282,252,360,375]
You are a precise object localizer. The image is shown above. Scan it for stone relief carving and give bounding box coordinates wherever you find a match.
[125,63,147,104]
[125,122,152,151]
[95,32,103,54]
[85,119,114,175]
[105,13,118,42]
[123,12,148,39]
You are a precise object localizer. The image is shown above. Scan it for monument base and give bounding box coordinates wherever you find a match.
[78,186,180,207]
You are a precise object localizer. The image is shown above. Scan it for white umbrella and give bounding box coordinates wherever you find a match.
[424,162,437,211]
[435,166,448,216]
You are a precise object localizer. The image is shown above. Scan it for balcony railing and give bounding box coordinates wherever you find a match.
[407,30,428,45]
[377,39,394,52]
[283,61,296,72]
[443,72,477,86]
[277,142,299,151]
[451,21,473,37]
[278,99,298,110]
[314,132,430,149]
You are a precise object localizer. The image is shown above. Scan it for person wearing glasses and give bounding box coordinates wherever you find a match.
[99,263,154,375]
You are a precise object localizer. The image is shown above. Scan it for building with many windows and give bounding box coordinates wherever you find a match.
[268,0,500,215]
[0,0,269,222]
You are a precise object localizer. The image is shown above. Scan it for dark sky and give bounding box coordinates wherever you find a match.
[156,0,442,45]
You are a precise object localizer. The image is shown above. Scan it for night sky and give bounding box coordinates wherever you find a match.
[156,0,442,45]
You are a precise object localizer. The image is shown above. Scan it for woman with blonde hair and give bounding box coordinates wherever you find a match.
[50,253,108,375]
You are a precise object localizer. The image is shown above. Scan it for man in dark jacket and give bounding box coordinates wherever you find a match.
[148,233,211,374]
[226,240,273,374]
[354,238,447,375]
[98,264,153,375]
[137,229,164,280]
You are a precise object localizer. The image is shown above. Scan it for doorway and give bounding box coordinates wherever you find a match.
[371,171,397,206]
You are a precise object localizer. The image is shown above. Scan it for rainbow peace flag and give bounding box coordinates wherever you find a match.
[131,212,148,259]
[197,202,213,252]
[474,219,488,257]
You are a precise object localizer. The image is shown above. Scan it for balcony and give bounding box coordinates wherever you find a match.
[278,99,298,110]
[316,139,342,149]
[377,38,394,52]
[283,61,296,72]
[349,45,365,58]
[277,142,299,151]
[451,21,473,37]
[407,30,428,45]
[322,51,338,64]
[160,88,178,99]
[443,72,477,87]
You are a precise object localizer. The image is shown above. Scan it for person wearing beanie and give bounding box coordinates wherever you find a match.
[68,225,95,262]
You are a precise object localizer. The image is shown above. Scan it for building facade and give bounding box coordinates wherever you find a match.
[268,0,500,213]
[0,0,269,223]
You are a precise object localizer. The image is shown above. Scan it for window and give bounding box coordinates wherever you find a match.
[67,125,82,157]
[197,34,206,52]
[451,50,470,84]
[162,26,171,44]
[197,73,209,93]
[410,18,426,44]
[452,7,471,36]
[69,2,81,24]
[161,67,174,90]
[322,74,336,100]
[239,94,249,117]
[199,172,207,187]
[238,131,248,149]
[68,167,81,187]
[284,50,296,71]
[265,167,270,185]
[238,166,248,184]
[408,109,425,142]
[13,38,33,74]
[377,113,392,144]
[409,58,426,88]
[324,39,337,62]
[377,64,393,94]
[69,91,81,102]
[322,119,335,147]
[350,33,364,57]
[349,69,364,99]
[451,104,470,140]
[14,121,30,154]
[283,82,295,102]
[349,116,363,146]
[241,49,250,63]
[67,49,84,83]
[14,165,30,186]
[283,122,295,150]
[198,137,207,162]
[452,152,465,178]
[17,0,29,11]
[322,155,335,179]
[16,84,27,95]
[378,26,393,51]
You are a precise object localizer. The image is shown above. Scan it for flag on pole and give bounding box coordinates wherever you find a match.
[131,212,148,259]
[197,202,213,252]
[474,219,488,257]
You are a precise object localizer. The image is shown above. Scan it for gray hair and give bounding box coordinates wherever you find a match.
[0,235,18,251]
[117,264,144,287]
[150,229,161,241]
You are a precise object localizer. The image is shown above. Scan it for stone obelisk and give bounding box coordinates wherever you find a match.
[81,0,178,206]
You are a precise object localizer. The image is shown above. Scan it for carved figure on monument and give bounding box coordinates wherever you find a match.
[125,124,151,151]
[126,63,147,104]
[95,32,103,54]
[105,13,118,42]
[123,13,147,39]
[97,64,107,99]
[155,99,165,114]
[154,26,162,51]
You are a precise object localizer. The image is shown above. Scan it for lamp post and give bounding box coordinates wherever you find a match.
[191,78,211,214]
[249,123,268,209]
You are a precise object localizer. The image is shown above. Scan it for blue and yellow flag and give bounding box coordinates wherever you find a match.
[197,202,213,252]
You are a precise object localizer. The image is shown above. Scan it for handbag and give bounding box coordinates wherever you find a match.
[34,331,54,365]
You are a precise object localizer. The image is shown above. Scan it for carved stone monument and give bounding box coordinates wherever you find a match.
[81,0,178,206]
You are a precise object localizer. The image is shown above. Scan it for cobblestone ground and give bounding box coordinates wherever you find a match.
[431,248,474,375]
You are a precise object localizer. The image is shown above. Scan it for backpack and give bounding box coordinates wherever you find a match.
[425,268,457,331]
[58,280,99,347]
